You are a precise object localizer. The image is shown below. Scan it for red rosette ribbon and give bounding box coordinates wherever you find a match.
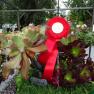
[38,16,70,81]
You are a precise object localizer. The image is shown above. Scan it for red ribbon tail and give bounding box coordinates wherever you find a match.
[42,48,58,81]
[45,38,56,52]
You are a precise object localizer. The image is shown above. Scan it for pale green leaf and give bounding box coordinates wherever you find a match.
[12,36,25,52]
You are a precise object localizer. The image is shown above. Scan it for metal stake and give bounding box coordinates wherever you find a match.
[57,0,60,16]
[17,10,20,31]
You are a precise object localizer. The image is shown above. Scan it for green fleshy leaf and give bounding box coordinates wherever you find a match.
[26,31,39,42]
[0,35,5,42]
[61,38,71,45]
[64,72,73,81]
[12,36,25,51]
[2,40,12,48]
[22,27,39,41]
[9,49,19,57]
[40,25,46,35]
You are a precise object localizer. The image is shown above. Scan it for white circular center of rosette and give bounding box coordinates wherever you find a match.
[52,22,64,34]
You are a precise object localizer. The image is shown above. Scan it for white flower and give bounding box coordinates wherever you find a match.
[46,18,49,21]
[28,23,34,27]
[71,31,74,35]
[81,24,87,29]
[76,25,81,28]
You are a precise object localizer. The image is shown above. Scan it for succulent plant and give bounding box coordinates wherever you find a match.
[79,66,91,82]
[71,47,80,57]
